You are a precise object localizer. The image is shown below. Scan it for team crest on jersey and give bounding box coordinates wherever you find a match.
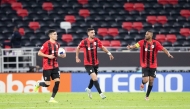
[94,42,96,45]
[145,48,148,51]
[52,50,54,53]
[152,45,154,48]
[88,47,91,50]
[41,46,43,50]
[56,44,58,48]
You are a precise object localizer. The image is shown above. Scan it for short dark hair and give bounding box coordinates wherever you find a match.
[47,29,56,36]
[87,28,94,33]
[147,30,153,33]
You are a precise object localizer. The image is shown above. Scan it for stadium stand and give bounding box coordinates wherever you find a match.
[0,0,190,49]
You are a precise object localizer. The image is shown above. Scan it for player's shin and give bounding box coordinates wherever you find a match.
[51,81,60,99]
[146,85,153,97]
[93,80,102,94]
[88,79,93,89]
[39,82,50,87]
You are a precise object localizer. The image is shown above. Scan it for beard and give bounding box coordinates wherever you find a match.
[145,37,150,40]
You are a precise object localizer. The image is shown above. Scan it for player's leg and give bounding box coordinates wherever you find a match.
[140,68,149,91]
[49,68,60,103]
[85,65,99,99]
[145,68,156,100]
[34,70,51,92]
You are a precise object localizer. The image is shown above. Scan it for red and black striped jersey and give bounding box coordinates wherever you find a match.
[78,38,103,66]
[136,40,163,68]
[40,40,60,70]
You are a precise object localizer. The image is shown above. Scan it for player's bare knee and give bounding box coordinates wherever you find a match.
[45,81,50,86]
[54,78,60,82]
[92,77,98,81]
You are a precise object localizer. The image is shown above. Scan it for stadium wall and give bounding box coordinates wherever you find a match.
[37,52,190,67]
[0,73,190,93]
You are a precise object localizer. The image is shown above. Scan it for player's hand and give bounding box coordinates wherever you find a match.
[168,54,174,58]
[109,55,114,60]
[60,54,66,58]
[48,55,55,59]
[76,58,81,63]
[127,45,131,49]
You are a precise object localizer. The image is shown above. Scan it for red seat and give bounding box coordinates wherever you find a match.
[17,9,28,18]
[122,22,133,30]
[18,28,25,36]
[110,40,121,47]
[180,28,190,37]
[61,34,73,43]
[11,2,22,11]
[6,0,17,4]
[42,2,53,11]
[155,34,166,43]
[79,9,90,18]
[180,10,190,18]
[124,3,134,12]
[134,3,144,12]
[133,22,143,30]
[78,0,88,5]
[29,22,40,31]
[101,40,110,47]
[166,34,177,43]
[64,47,75,52]
[4,40,11,49]
[64,15,76,23]
[167,0,178,5]
[157,16,167,24]
[146,16,157,24]
[97,28,108,36]
[108,28,119,36]
[158,0,168,5]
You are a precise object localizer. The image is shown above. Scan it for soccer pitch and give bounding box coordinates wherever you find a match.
[0,92,189,109]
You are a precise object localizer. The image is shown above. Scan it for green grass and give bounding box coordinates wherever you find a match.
[0,92,190,109]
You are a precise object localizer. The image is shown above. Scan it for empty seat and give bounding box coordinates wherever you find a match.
[42,2,53,11]
[180,10,190,18]
[110,40,121,47]
[166,34,177,43]
[97,28,108,36]
[108,28,119,36]
[134,3,144,12]
[78,0,88,5]
[147,16,157,24]
[155,34,166,43]
[64,15,76,23]
[167,0,178,5]
[124,3,134,12]
[18,28,25,36]
[157,16,167,24]
[79,9,90,18]
[180,28,190,37]
[62,34,73,43]
[133,22,143,31]
[29,22,40,31]
[158,0,168,5]
[17,9,28,18]
[11,2,22,11]
[101,40,110,47]
[122,22,133,30]
[60,22,71,33]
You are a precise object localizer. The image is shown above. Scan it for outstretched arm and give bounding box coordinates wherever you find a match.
[127,43,139,50]
[101,46,114,60]
[162,48,174,58]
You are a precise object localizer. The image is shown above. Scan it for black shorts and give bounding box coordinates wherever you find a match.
[43,68,60,81]
[142,67,157,78]
[85,65,99,75]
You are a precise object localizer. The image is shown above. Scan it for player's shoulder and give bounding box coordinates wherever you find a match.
[94,37,100,41]
[43,40,50,46]
[153,40,161,44]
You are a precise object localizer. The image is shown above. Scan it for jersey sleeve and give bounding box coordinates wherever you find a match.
[97,39,103,48]
[135,40,143,48]
[78,40,85,48]
[40,42,48,53]
[156,41,164,51]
